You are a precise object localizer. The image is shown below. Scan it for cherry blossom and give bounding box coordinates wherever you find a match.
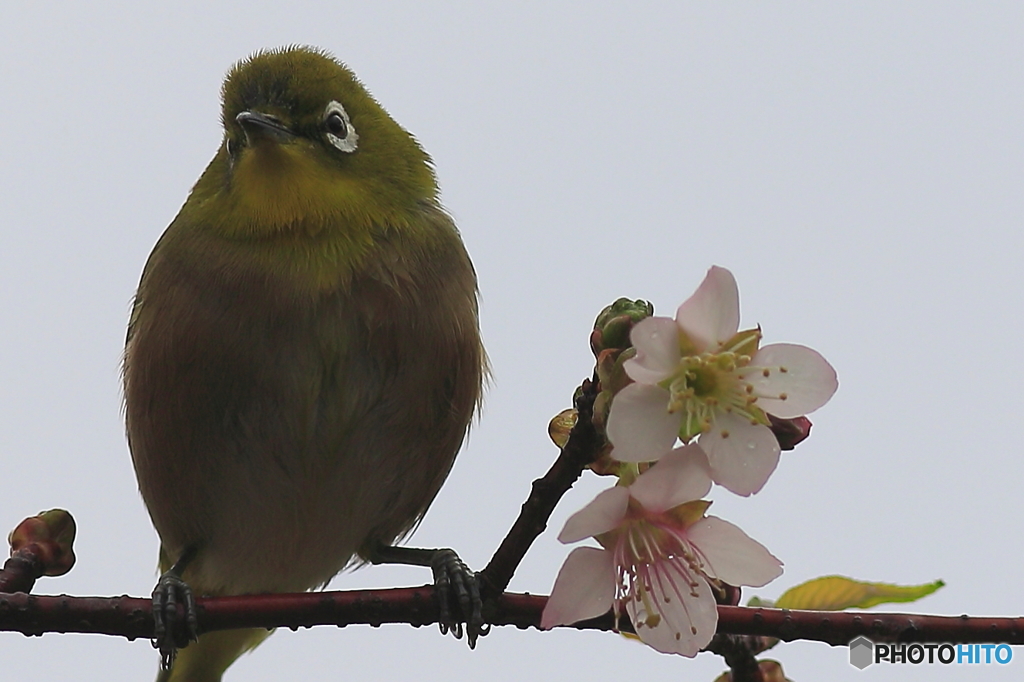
[606,266,837,495]
[540,445,783,656]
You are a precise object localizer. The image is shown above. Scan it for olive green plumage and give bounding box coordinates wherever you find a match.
[123,46,485,682]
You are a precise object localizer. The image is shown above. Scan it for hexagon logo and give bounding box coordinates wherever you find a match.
[849,636,874,669]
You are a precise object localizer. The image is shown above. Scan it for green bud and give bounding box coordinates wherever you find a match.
[591,298,654,356]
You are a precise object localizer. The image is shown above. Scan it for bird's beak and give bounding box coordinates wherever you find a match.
[236,111,295,145]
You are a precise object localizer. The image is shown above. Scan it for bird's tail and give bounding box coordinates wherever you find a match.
[155,628,272,682]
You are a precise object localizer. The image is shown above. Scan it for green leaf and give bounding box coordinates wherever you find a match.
[773,575,944,611]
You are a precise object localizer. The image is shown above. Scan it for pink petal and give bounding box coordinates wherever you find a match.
[558,486,629,544]
[625,316,681,384]
[606,383,680,463]
[674,266,740,353]
[626,566,718,657]
[688,516,783,588]
[540,547,616,629]
[744,343,838,419]
[699,414,780,496]
[629,443,712,512]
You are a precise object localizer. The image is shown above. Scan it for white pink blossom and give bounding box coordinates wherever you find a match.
[606,266,837,495]
[540,445,783,656]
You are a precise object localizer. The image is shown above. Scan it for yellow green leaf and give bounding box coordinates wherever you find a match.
[774,575,944,611]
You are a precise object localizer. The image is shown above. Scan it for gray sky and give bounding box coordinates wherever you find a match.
[1,2,1022,680]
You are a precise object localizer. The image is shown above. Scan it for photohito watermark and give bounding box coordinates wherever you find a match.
[849,636,1013,669]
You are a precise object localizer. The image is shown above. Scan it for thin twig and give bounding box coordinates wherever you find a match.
[478,379,601,595]
[707,634,766,682]
[0,552,44,595]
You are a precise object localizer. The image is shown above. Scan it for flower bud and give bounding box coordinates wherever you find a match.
[8,509,77,577]
[590,298,653,357]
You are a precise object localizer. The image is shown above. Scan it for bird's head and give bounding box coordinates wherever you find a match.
[192,46,437,237]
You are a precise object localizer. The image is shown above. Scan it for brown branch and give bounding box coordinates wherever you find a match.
[511,600,1024,647]
[478,378,601,595]
[714,607,1024,646]
[2,589,1023,650]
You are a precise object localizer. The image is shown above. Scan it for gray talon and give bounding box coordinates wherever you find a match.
[430,549,485,648]
[151,564,199,670]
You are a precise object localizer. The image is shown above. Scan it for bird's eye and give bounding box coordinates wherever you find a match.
[323,100,358,153]
[326,112,347,138]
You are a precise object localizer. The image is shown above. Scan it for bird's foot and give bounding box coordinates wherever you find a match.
[430,548,488,648]
[151,570,199,669]
[368,543,489,649]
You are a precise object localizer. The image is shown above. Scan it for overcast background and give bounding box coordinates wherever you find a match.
[2,3,1022,681]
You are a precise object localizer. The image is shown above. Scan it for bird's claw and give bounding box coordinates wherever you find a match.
[151,571,199,669]
[430,549,488,648]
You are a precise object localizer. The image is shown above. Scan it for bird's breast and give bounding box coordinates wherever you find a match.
[124,217,483,594]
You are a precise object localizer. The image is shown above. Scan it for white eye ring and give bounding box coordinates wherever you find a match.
[324,100,358,153]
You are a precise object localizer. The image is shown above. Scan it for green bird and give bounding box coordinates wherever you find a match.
[123,46,487,682]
